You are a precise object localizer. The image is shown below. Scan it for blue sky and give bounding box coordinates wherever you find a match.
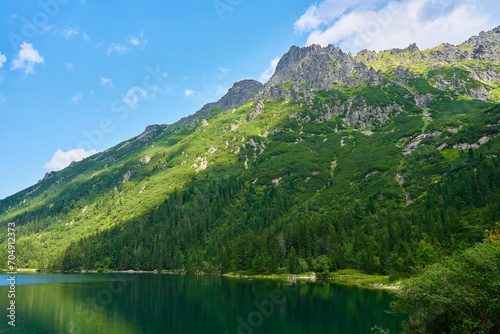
[1,0,499,199]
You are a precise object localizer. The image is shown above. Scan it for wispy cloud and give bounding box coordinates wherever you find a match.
[107,31,148,56]
[57,26,92,42]
[123,86,151,108]
[259,57,280,83]
[9,14,17,20]
[100,76,114,87]
[44,148,98,171]
[42,25,56,33]
[184,88,195,97]
[0,52,6,68]
[129,31,147,46]
[66,62,74,71]
[62,27,79,39]
[0,51,6,83]
[217,67,231,78]
[106,43,129,55]
[11,42,44,75]
[295,0,500,52]
[71,91,83,104]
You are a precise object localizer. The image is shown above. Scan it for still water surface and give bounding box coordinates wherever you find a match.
[0,273,402,333]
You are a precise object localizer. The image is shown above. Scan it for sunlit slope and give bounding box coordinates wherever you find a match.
[0,27,499,271]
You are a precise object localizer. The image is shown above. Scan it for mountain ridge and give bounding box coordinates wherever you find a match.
[1,24,499,206]
[108,25,500,159]
[78,24,500,170]
[0,26,499,278]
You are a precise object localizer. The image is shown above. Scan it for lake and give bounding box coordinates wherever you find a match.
[0,273,402,333]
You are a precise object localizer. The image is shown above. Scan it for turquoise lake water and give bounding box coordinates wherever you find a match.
[0,273,402,333]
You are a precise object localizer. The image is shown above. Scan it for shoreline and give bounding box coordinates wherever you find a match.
[1,268,401,290]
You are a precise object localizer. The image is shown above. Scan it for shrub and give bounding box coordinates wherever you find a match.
[391,232,500,333]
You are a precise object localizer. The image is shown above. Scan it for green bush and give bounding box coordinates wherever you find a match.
[391,234,500,333]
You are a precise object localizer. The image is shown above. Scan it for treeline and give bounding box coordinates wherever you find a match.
[58,156,500,275]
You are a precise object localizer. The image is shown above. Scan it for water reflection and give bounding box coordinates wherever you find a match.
[0,273,401,333]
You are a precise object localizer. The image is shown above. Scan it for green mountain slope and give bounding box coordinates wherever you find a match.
[1,27,500,275]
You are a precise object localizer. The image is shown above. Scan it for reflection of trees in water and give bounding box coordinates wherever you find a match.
[3,274,401,334]
[5,276,139,334]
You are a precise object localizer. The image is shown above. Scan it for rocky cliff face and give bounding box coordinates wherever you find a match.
[248,25,500,129]
[180,79,264,127]
[201,79,264,113]
[262,44,383,100]
[247,44,390,126]
[461,25,500,62]
[137,124,169,142]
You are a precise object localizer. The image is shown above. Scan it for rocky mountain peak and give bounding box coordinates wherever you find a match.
[407,43,420,52]
[262,43,383,101]
[42,171,55,181]
[273,44,348,74]
[199,79,264,114]
[462,25,500,47]
[460,25,500,62]
[180,79,264,127]
[137,124,169,142]
[144,124,161,134]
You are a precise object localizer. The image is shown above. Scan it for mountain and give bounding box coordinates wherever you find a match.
[180,79,264,127]
[1,26,499,275]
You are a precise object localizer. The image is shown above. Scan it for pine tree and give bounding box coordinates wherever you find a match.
[287,247,300,274]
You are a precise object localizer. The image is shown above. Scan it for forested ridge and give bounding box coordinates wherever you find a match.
[59,153,500,276]
[1,29,500,283]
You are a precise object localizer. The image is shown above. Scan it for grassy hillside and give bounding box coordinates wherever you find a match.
[1,39,500,277]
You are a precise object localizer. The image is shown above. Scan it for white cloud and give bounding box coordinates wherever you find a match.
[0,51,6,83]
[107,31,147,55]
[295,0,500,53]
[259,57,280,83]
[218,67,231,78]
[62,27,79,39]
[0,52,6,68]
[184,88,195,97]
[100,76,114,87]
[9,14,18,20]
[123,86,151,108]
[71,91,83,104]
[11,43,44,75]
[59,27,91,42]
[106,43,129,55]
[44,148,98,171]
[294,0,366,33]
[42,25,55,33]
[129,31,147,46]
[66,62,74,71]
